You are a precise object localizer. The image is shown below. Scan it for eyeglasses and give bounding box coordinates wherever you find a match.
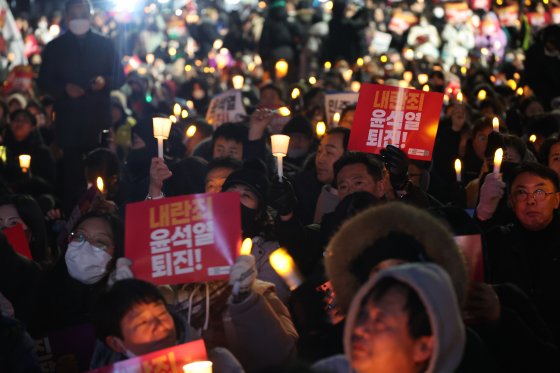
[512,189,555,203]
[68,231,112,252]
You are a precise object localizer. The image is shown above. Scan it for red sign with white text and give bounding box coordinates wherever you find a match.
[87,339,208,373]
[348,84,443,161]
[125,193,241,285]
[2,224,32,259]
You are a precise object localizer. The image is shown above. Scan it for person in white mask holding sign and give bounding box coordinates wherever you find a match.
[0,211,126,337]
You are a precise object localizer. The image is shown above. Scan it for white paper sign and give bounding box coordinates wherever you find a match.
[324,92,359,127]
[206,89,247,127]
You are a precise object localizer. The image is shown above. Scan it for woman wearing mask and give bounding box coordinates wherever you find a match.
[0,194,52,264]
[0,211,124,336]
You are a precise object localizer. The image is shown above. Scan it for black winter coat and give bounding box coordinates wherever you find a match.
[38,31,124,148]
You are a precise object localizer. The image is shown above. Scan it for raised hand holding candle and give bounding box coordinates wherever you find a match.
[493,148,503,174]
[153,117,173,159]
[271,135,290,181]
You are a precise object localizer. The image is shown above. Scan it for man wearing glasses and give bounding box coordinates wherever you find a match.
[482,162,560,344]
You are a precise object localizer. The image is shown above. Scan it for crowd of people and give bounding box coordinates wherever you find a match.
[1,0,560,371]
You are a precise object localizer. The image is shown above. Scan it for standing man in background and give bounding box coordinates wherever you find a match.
[38,0,124,213]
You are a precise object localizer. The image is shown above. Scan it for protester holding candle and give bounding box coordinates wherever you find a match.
[1,109,56,187]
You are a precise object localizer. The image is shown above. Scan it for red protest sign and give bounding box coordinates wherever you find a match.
[125,192,241,285]
[454,235,485,283]
[2,224,32,259]
[348,83,443,161]
[88,339,207,373]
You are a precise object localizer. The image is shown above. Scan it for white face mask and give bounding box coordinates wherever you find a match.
[68,19,91,36]
[65,241,112,285]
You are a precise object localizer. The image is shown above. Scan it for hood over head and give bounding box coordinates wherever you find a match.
[344,263,466,373]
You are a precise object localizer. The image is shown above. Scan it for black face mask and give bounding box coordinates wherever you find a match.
[241,204,262,238]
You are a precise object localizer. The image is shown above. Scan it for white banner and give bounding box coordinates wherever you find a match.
[205,89,247,127]
[324,92,359,127]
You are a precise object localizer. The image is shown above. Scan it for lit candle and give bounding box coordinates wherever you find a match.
[182,110,189,119]
[418,74,428,85]
[324,61,332,71]
[422,84,430,92]
[492,117,499,132]
[269,248,302,290]
[170,115,178,124]
[232,75,244,90]
[477,89,487,101]
[153,117,173,159]
[356,57,364,67]
[456,91,463,104]
[493,148,503,174]
[183,361,213,373]
[350,81,361,92]
[275,60,289,79]
[96,177,104,193]
[316,121,326,137]
[19,154,31,173]
[291,88,300,100]
[271,135,290,181]
[173,103,182,117]
[273,107,291,117]
[309,76,317,85]
[186,125,197,138]
[403,71,413,83]
[342,69,353,82]
[333,112,340,127]
[454,159,462,182]
[516,87,524,96]
[240,237,253,256]
[212,39,223,50]
[529,134,537,143]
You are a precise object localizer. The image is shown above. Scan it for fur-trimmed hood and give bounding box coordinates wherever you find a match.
[325,203,468,313]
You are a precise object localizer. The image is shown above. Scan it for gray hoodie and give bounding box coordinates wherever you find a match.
[313,263,465,373]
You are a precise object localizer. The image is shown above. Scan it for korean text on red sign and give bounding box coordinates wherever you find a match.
[348,83,443,161]
[87,339,207,373]
[125,192,241,285]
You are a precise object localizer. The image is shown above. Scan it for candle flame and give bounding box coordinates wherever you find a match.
[493,117,500,132]
[173,103,182,116]
[96,177,104,193]
[240,238,253,256]
[529,134,537,143]
[477,90,487,101]
[456,91,463,103]
[316,121,326,137]
[186,125,197,138]
[455,159,462,173]
[277,107,291,117]
[269,248,295,276]
[291,88,300,100]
